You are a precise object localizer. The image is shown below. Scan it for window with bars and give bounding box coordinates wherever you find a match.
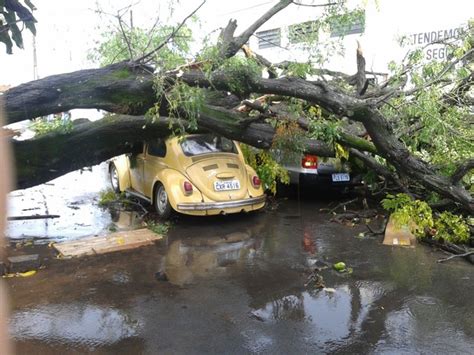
[256,28,281,49]
[330,10,365,37]
[289,21,319,44]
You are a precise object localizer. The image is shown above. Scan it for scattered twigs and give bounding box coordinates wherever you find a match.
[328,197,358,214]
[437,251,474,263]
[304,272,325,288]
[7,214,60,221]
[422,237,474,265]
[330,209,379,224]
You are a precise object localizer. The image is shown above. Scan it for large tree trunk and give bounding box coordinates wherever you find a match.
[10,109,336,190]
[2,61,472,211]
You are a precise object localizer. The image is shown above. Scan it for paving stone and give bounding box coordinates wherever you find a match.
[7,254,40,273]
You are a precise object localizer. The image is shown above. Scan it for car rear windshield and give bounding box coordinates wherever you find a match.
[180,135,237,156]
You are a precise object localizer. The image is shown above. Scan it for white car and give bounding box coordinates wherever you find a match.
[281,153,354,187]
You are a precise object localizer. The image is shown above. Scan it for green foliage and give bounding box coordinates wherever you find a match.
[381,193,413,212]
[241,145,289,195]
[0,0,36,54]
[382,193,471,243]
[148,78,205,135]
[308,117,342,147]
[327,8,365,37]
[31,117,73,136]
[88,25,191,71]
[166,81,205,131]
[284,62,313,79]
[219,57,261,97]
[146,220,170,235]
[272,120,307,157]
[433,211,470,244]
[381,24,474,189]
[98,189,120,207]
[382,193,433,238]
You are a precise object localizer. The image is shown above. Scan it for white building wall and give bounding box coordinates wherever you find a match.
[212,0,472,76]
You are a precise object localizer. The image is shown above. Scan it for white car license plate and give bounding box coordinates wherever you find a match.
[332,173,350,182]
[214,179,240,191]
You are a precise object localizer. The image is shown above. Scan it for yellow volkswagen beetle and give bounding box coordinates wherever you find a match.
[109,134,266,218]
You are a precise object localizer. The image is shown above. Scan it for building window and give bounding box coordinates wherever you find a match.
[330,10,365,37]
[256,28,281,49]
[289,21,318,44]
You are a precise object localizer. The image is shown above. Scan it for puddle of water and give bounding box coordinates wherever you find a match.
[6,163,113,242]
[9,303,142,349]
[5,199,474,354]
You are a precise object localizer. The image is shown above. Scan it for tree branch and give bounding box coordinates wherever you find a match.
[117,12,134,60]
[291,1,339,7]
[451,159,474,184]
[219,0,292,58]
[135,0,206,63]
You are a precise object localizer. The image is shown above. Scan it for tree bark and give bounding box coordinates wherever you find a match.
[2,61,472,211]
[10,109,337,190]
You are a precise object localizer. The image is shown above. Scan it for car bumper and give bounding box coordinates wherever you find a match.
[299,173,358,186]
[177,195,266,211]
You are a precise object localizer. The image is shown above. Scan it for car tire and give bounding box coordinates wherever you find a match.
[109,165,120,193]
[154,183,172,219]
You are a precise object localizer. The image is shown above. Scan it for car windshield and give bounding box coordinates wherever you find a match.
[180,135,237,156]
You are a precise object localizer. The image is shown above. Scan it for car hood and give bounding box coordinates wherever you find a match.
[185,154,248,201]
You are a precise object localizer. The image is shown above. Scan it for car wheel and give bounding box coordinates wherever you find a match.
[110,165,120,193]
[154,183,172,219]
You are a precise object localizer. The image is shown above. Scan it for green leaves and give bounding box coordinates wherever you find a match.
[381,193,413,213]
[382,193,433,238]
[241,145,289,195]
[88,25,191,69]
[0,0,36,54]
[218,57,261,97]
[382,193,470,244]
[433,211,470,244]
[31,117,73,136]
[308,117,342,147]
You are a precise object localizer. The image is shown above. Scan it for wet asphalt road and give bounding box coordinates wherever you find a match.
[4,201,474,354]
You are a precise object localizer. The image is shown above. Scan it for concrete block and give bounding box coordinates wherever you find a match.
[7,254,40,273]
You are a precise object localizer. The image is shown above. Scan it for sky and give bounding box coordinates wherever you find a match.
[0,0,275,86]
[0,0,472,87]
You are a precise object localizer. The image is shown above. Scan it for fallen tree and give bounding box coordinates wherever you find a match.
[1,0,473,212]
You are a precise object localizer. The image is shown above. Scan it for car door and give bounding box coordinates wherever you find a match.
[129,142,146,194]
[143,138,168,198]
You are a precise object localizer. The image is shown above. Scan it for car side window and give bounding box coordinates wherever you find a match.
[130,142,144,155]
[148,139,167,158]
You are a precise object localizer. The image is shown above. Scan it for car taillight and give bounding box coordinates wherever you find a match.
[183,181,193,195]
[252,175,261,188]
[302,154,318,169]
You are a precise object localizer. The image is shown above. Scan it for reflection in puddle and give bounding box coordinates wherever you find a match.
[164,231,260,286]
[9,304,141,348]
[251,282,390,346]
[110,210,144,231]
[253,288,351,341]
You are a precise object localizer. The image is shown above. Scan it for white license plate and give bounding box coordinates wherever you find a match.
[214,179,240,191]
[332,173,350,182]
